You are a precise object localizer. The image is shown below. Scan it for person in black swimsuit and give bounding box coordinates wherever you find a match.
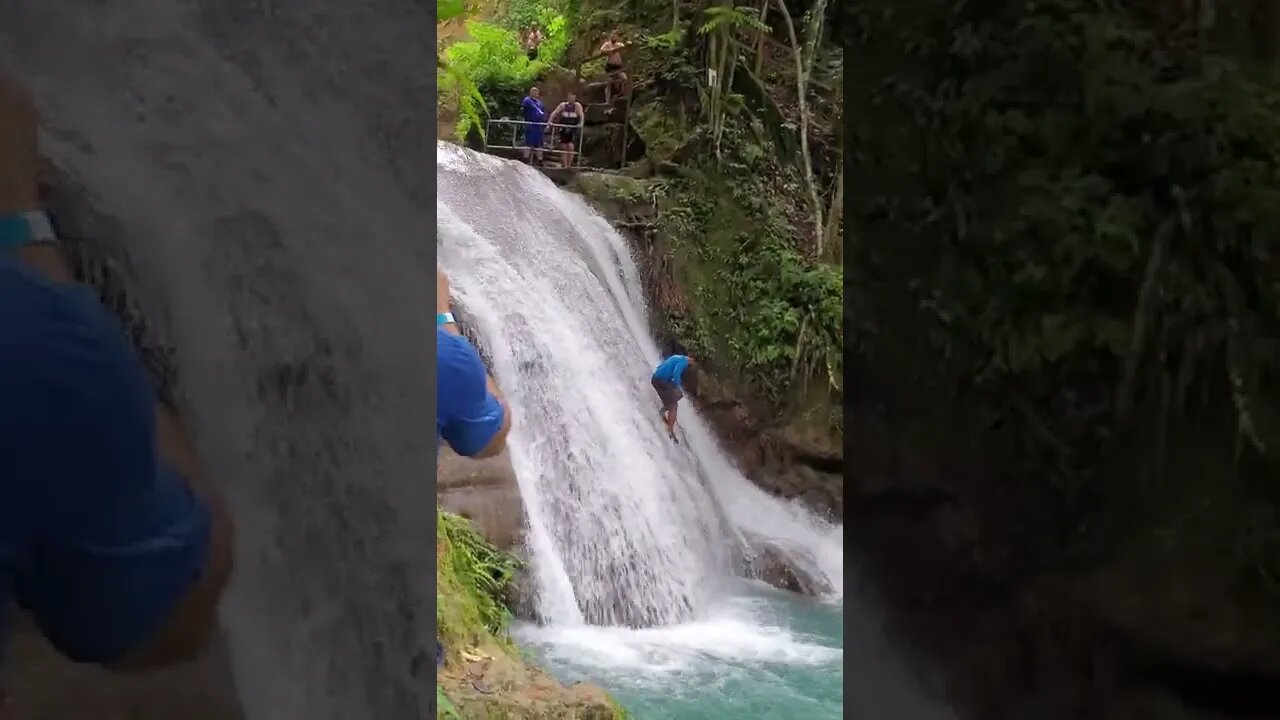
[548,92,584,167]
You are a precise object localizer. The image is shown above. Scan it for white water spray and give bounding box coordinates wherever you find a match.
[436,143,843,627]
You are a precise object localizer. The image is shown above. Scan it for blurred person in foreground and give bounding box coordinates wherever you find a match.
[436,266,512,458]
[0,71,234,713]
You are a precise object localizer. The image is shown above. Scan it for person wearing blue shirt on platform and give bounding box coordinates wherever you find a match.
[519,86,547,167]
[436,267,512,458]
[651,353,695,442]
[0,70,234,688]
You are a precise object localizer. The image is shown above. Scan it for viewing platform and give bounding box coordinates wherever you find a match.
[479,79,636,177]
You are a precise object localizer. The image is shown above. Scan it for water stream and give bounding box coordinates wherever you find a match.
[438,143,949,719]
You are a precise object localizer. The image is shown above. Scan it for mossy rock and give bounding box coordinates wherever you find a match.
[627,99,703,168]
[568,171,659,227]
[570,171,656,205]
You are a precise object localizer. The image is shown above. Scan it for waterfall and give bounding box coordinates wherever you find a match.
[0,3,440,718]
[436,143,844,629]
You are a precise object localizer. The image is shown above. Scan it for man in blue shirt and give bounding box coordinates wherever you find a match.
[651,354,695,441]
[436,267,511,457]
[0,71,234,682]
[519,86,547,167]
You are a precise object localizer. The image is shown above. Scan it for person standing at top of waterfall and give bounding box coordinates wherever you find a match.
[522,23,544,61]
[520,86,547,166]
[548,92,585,168]
[598,30,629,104]
[651,353,695,442]
[0,70,235,695]
[436,266,513,458]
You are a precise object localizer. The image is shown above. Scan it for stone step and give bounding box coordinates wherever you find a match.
[581,123,625,166]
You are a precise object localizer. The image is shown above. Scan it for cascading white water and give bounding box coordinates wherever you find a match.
[436,142,844,628]
[436,144,965,720]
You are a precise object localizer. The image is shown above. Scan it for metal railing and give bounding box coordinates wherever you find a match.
[484,118,585,167]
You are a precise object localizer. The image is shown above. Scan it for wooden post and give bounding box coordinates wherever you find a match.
[620,95,630,169]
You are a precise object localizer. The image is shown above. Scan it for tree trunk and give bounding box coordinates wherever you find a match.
[707,31,720,128]
[801,0,829,83]
[714,37,738,158]
[754,0,770,77]
[822,164,843,262]
[773,0,824,251]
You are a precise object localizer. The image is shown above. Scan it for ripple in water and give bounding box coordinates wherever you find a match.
[517,585,843,719]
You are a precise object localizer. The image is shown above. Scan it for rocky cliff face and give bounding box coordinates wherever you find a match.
[568,171,844,523]
[437,446,525,551]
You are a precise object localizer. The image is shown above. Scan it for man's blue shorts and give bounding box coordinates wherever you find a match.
[524,125,545,148]
[0,257,210,665]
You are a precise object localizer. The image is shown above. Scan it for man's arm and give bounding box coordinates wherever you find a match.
[548,103,563,125]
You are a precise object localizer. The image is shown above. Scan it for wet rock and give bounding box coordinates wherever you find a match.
[738,531,833,596]
[619,157,653,178]
[437,446,525,550]
[751,463,844,521]
[579,124,625,169]
[584,99,627,125]
[569,171,660,227]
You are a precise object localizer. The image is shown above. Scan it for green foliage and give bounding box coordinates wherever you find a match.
[436,0,488,141]
[437,0,466,22]
[437,507,522,644]
[438,58,489,142]
[853,0,1280,477]
[642,27,684,52]
[505,0,575,63]
[655,125,843,402]
[697,5,768,36]
[446,21,544,90]
[441,0,575,128]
